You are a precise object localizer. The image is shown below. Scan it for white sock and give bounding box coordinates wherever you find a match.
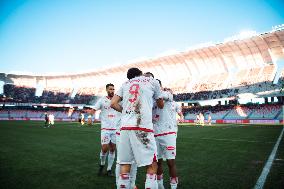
[115,163,120,186]
[157,174,165,189]
[100,151,107,166]
[145,173,158,189]
[170,177,178,189]
[118,173,131,189]
[107,152,115,171]
[130,163,138,188]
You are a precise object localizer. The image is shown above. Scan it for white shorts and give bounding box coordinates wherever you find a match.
[101,130,116,145]
[118,130,157,167]
[155,133,177,160]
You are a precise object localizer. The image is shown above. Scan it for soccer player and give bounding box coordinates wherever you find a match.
[196,113,200,126]
[207,113,212,125]
[49,113,55,127]
[153,83,184,189]
[44,112,49,128]
[199,112,205,126]
[87,114,92,126]
[68,106,74,117]
[91,83,120,176]
[79,112,85,126]
[111,67,164,189]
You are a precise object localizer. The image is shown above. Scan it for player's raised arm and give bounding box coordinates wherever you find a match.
[110,94,123,113]
[154,79,164,109]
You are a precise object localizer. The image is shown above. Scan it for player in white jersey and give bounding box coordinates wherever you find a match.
[79,112,85,126]
[111,67,164,189]
[199,112,205,126]
[207,113,212,125]
[195,114,200,126]
[48,113,55,126]
[91,83,121,176]
[153,82,184,189]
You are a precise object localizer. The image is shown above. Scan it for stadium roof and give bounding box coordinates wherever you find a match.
[2,28,284,80]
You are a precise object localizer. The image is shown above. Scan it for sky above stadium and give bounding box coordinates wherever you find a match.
[0,0,284,75]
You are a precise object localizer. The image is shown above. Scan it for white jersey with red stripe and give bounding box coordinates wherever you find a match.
[116,75,162,132]
[153,97,182,136]
[93,96,121,130]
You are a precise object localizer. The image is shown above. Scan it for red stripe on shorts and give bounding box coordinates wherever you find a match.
[154,131,176,137]
[121,126,153,132]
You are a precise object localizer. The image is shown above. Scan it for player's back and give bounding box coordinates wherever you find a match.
[118,75,161,131]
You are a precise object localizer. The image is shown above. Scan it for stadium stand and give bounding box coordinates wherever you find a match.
[225,106,253,119]
[183,104,283,121]
[0,108,82,120]
[0,29,283,125]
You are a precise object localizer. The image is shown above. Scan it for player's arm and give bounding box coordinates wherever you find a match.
[86,98,102,115]
[153,79,164,109]
[111,95,123,113]
[161,90,173,102]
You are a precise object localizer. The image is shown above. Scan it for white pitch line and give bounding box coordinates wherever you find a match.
[253,126,284,189]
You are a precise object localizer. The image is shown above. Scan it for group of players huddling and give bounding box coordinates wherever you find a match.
[87,68,184,189]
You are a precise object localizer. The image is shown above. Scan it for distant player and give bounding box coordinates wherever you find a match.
[111,67,164,189]
[196,114,200,125]
[68,106,74,117]
[153,82,184,189]
[91,83,120,176]
[48,113,55,127]
[207,114,212,125]
[199,112,205,126]
[79,112,85,125]
[44,112,49,128]
[87,114,92,126]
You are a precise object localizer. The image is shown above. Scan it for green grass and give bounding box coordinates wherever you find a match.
[0,121,283,189]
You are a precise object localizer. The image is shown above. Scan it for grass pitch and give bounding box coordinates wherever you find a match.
[0,121,283,189]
